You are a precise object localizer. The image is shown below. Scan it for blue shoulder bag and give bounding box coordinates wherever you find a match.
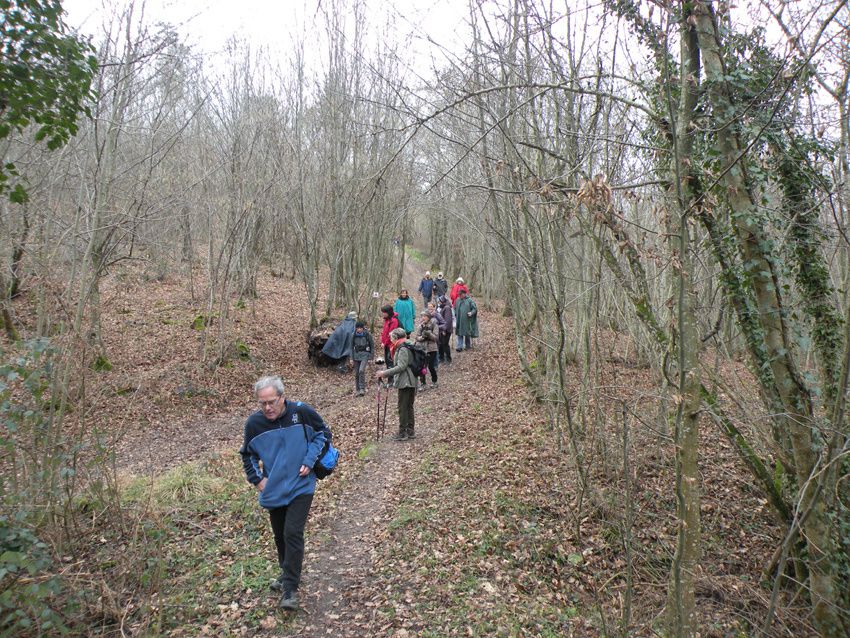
[303,424,339,480]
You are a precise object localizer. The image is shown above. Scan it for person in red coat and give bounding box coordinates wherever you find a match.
[380,305,400,368]
[449,277,469,307]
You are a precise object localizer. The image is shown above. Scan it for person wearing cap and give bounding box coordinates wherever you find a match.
[433,272,448,299]
[393,289,416,336]
[415,308,439,390]
[455,288,478,351]
[351,321,374,396]
[436,295,453,363]
[376,327,418,441]
[418,271,435,305]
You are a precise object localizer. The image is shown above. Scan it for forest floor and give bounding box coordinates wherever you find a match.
[17,254,798,636]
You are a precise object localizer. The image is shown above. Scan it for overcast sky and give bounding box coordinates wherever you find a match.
[62,0,471,76]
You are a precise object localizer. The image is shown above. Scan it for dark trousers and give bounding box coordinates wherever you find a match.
[353,359,368,391]
[438,332,452,362]
[398,387,416,436]
[418,351,438,386]
[426,351,438,383]
[384,345,393,368]
[268,493,313,592]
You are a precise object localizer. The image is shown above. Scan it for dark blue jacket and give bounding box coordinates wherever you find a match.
[240,400,328,509]
[433,277,448,297]
[418,278,435,298]
[322,317,356,359]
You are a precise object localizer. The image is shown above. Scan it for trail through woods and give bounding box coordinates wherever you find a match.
[115,256,508,635]
[103,255,784,636]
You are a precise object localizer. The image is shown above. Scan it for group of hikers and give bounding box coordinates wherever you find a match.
[374,271,478,442]
[240,270,480,611]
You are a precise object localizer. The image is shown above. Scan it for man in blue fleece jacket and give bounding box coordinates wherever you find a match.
[240,376,328,611]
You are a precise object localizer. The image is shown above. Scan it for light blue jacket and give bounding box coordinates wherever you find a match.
[394,296,416,333]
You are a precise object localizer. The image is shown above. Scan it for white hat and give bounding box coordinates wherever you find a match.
[438,271,444,277]
[425,271,431,276]
[456,277,464,284]
[347,311,357,320]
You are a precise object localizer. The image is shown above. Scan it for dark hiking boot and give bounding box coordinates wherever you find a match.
[278,590,299,611]
[391,432,408,441]
[406,431,416,440]
[269,574,285,592]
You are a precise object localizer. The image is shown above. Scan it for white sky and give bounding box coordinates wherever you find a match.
[62,0,471,75]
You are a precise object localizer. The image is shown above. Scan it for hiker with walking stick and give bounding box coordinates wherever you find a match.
[376,327,418,441]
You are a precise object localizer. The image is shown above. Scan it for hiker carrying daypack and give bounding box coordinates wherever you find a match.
[400,342,428,378]
[375,328,420,441]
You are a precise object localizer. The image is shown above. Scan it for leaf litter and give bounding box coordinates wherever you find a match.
[25,261,800,636]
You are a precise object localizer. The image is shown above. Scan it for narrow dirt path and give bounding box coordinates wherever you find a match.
[114,253,471,635]
[297,379,454,635]
[293,255,451,635]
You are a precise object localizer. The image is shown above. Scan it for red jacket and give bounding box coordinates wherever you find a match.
[450,283,468,307]
[380,313,400,348]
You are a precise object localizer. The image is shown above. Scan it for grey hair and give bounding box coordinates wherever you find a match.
[254,375,284,396]
[390,327,406,341]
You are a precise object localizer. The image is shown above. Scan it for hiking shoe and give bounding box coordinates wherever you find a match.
[269,574,285,592]
[278,590,299,611]
[431,382,438,390]
[406,432,416,440]
[391,433,408,441]
[418,384,428,392]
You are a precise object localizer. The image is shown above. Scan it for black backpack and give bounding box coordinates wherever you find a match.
[400,342,428,377]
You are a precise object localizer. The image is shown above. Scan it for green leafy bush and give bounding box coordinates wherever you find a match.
[0,514,65,636]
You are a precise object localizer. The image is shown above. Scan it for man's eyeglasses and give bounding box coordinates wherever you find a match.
[258,397,281,408]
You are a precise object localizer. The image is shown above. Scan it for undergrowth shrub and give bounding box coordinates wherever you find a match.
[0,514,65,637]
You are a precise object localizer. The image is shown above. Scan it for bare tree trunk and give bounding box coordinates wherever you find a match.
[664,10,702,634]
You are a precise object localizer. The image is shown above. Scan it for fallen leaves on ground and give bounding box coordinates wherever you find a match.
[13,261,802,637]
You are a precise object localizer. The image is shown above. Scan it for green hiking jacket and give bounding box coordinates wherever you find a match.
[455,297,479,337]
[384,340,418,389]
